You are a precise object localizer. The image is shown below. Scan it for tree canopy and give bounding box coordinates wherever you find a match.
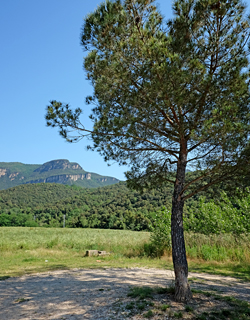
[47,0,250,195]
[46,0,250,302]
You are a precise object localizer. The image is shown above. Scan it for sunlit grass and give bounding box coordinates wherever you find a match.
[0,227,249,281]
[185,232,250,263]
[0,227,149,252]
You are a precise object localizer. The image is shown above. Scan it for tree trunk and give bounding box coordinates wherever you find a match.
[171,148,192,302]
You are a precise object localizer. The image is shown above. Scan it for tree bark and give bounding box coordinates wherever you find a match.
[171,147,192,302]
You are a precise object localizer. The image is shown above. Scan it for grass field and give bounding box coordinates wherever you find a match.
[0,227,250,281]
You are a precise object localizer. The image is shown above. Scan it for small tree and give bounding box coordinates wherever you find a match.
[148,207,171,257]
[46,0,250,301]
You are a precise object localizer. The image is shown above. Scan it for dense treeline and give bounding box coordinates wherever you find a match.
[0,183,86,207]
[0,182,249,234]
[0,182,173,230]
[185,192,250,235]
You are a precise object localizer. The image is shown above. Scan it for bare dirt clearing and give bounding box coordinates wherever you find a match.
[0,268,249,319]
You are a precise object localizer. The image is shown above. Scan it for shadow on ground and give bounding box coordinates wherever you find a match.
[0,268,249,319]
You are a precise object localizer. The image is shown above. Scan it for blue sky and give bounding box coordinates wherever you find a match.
[1,0,249,180]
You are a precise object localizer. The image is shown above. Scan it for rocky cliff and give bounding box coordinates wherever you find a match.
[26,173,92,184]
[0,159,120,190]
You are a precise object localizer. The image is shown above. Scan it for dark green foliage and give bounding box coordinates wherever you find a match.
[0,182,172,230]
[185,191,250,234]
[0,276,10,281]
[192,291,250,320]
[137,301,148,310]
[46,0,250,197]
[202,305,249,319]
[144,310,154,318]
[174,312,183,319]
[1,182,250,235]
[125,301,135,310]
[0,212,37,228]
[146,207,171,257]
[196,314,207,320]
[185,305,194,312]
[160,304,170,311]
[127,287,154,300]
[0,183,84,207]
[155,287,175,294]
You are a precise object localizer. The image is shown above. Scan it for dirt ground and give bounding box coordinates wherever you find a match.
[0,268,249,319]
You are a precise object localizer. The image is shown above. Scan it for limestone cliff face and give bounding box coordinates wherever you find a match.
[85,173,91,180]
[34,159,83,173]
[98,178,108,182]
[97,177,118,182]
[0,169,7,177]
[28,160,91,184]
[26,173,92,184]
[9,172,19,181]
[0,169,23,181]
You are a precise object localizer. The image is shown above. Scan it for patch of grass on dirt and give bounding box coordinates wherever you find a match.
[144,309,154,318]
[155,286,175,294]
[188,260,250,282]
[0,275,10,281]
[14,297,30,304]
[128,287,154,300]
[115,286,250,320]
[192,289,250,320]
[160,304,170,311]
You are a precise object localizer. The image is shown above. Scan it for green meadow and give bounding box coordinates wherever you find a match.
[0,227,249,281]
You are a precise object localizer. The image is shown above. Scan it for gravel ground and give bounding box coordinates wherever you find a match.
[0,268,249,319]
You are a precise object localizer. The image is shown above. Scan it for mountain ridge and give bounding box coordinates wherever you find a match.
[0,159,119,190]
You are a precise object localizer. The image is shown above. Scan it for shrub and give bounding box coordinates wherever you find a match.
[184,191,250,235]
[146,208,171,257]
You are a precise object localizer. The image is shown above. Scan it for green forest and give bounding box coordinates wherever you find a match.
[0,181,249,235]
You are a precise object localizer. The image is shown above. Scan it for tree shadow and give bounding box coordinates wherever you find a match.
[0,268,249,319]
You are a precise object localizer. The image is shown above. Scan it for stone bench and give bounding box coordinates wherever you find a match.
[85,250,109,257]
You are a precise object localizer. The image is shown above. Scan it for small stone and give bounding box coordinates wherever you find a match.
[85,250,99,257]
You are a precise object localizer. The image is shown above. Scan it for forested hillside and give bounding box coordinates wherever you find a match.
[0,181,250,234]
[0,183,88,207]
[0,182,172,230]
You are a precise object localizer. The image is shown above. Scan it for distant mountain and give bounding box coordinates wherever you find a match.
[0,159,120,190]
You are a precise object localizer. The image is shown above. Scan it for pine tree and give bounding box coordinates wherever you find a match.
[46,0,250,301]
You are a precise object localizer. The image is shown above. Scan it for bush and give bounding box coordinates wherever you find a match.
[0,213,12,226]
[146,207,171,257]
[184,191,250,235]
[24,220,39,227]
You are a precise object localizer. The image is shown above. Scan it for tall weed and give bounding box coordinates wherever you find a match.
[185,232,250,262]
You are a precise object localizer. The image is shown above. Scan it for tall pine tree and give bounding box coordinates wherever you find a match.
[46,0,250,301]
